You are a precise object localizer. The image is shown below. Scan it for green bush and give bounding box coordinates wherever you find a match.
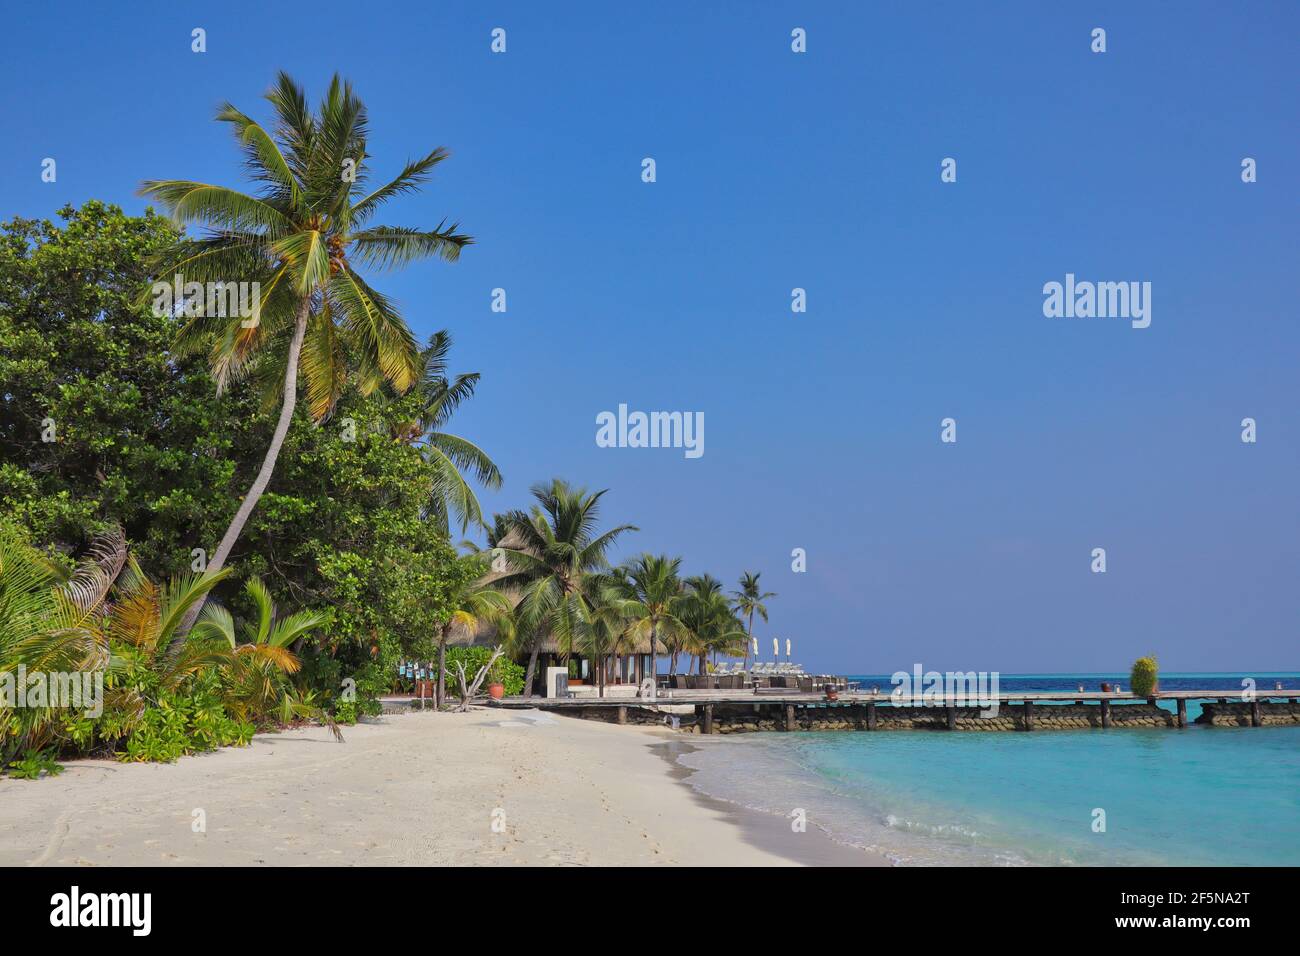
[1130,656,1159,697]
[440,647,524,698]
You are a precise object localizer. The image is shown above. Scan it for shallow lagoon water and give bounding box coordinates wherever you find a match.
[677,673,1300,865]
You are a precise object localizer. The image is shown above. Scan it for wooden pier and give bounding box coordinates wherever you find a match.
[488,689,1300,734]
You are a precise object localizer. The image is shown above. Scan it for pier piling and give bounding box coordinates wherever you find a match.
[866,700,878,730]
[1251,699,1262,727]
[946,705,957,730]
[784,704,796,731]
[1023,700,1034,731]
[1100,698,1111,728]
[702,703,714,735]
[1176,698,1187,728]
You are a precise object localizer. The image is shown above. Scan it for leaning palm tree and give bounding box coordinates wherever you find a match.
[140,72,471,611]
[433,553,514,708]
[732,571,776,670]
[617,554,687,691]
[492,480,637,698]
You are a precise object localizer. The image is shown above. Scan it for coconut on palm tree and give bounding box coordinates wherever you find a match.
[492,480,636,698]
[732,571,776,670]
[139,73,471,616]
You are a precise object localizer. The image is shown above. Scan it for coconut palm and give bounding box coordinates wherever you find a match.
[0,529,236,763]
[1,530,129,762]
[732,571,776,670]
[397,331,502,534]
[492,480,636,698]
[680,573,747,674]
[617,554,687,688]
[433,554,513,708]
[139,72,471,600]
[580,574,635,698]
[192,577,329,676]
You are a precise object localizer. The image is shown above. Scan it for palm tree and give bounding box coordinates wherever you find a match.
[433,553,513,708]
[186,576,332,726]
[192,576,329,677]
[140,72,471,608]
[580,574,633,698]
[680,574,747,674]
[732,571,776,670]
[618,554,686,689]
[493,480,636,698]
[1,530,129,762]
[392,331,502,534]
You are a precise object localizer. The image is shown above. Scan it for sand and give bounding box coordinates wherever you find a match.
[0,708,886,866]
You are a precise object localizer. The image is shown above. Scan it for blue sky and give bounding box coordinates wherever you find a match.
[2,1,1296,672]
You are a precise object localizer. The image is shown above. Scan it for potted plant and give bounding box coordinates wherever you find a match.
[1130,655,1158,700]
[487,660,506,700]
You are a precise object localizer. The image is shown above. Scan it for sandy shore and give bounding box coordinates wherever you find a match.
[0,708,885,866]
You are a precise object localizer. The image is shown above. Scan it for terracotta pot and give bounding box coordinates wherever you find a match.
[1100,682,1111,693]
[488,682,505,700]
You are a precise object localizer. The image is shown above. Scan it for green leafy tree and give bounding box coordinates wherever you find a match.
[0,201,244,569]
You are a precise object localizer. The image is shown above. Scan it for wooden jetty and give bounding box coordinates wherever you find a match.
[488,689,1300,734]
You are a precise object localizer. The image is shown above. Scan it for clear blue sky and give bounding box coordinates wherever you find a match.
[2,1,1296,672]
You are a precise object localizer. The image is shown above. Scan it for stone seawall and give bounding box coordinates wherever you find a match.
[693,702,1176,733]
[1195,701,1300,727]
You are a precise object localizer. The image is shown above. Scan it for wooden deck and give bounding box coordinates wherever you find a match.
[492,689,1300,707]
[489,689,1300,733]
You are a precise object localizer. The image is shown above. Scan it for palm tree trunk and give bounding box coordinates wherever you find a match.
[436,626,449,709]
[647,621,658,689]
[522,635,541,699]
[179,298,311,632]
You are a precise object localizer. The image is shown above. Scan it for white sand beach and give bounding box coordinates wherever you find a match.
[0,708,884,867]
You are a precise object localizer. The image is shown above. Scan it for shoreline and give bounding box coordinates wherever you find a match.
[651,736,889,867]
[0,708,881,867]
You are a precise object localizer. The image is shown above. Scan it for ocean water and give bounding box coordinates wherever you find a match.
[676,673,1300,865]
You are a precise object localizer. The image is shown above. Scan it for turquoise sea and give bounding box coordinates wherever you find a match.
[677,673,1300,865]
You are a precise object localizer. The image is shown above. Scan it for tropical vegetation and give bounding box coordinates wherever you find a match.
[0,75,781,777]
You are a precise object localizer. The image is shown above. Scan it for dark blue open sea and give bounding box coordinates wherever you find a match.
[676,673,1300,865]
